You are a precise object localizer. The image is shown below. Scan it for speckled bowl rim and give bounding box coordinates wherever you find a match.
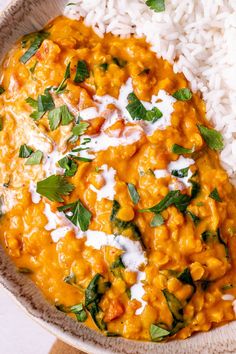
[0,1,236,353]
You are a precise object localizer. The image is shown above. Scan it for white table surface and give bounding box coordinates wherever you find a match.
[0,0,55,353]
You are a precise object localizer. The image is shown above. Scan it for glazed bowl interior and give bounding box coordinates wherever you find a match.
[0,1,236,353]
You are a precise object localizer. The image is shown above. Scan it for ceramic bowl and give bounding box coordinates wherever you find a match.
[0,1,236,353]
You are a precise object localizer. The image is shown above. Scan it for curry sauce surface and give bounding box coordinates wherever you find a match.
[0,16,236,341]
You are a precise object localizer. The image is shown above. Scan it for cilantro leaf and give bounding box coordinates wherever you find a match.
[61,105,74,125]
[172,144,193,154]
[74,60,90,83]
[126,92,163,122]
[150,324,170,342]
[112,57,127,68]
[25,150,43,165]
[99,63,109,71]
[209,187,222,202]
[150,213,164,227]
[72,122,90,136]
[20,31,49,64]
[145,107,163,122]
[172,88,192,101]
[58,200,91,231]
[70,156,93,162]
[197,124,224,151]
[177,268,195,290]
[140,190,191,214]
[38,90,55,112]
[0,86,5,95]
[25,97,38,109]
[48,107,62,131]
[126,92,147,120]
[127,183,140,204]
[58,156,78,177]
[30,111,45,121]
[55,62,71,94]
[19,144,33,158]
[36,175,74,202]
[146,0,165,13]
[70,303,88,322]
[171,167,189,178]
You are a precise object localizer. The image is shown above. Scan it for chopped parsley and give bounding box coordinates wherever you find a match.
[36,175,74,202]
[72,121,90,136]
[172,144,193,154]
[19,144,33,158]
[171,167,189,178]
[209,187,222,202]
[112,57,127,68]
[25,150,43,165]
[146,0,165,13]
[172,88,192,101]
[58,156,78,177]
[126,92,162,122]
[100,63,109,71]
[58,200,91,231]
[0,86,5,95]
[38,90,55,112]
[150,324,170,342]
[150,213,164,227]
[55,62,71,94]
[74,60,90,83]
[20,31,49,64]
[127,183,140,204]
[197,124,224,151]
[48,105,74,130]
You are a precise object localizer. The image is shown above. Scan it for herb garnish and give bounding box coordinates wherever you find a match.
[150,324,170,342]
[29,61,38,74]
[18,267,33,274]
[0,86,5,95]
[0,117,3,131]
[112,57,127,68]
[19,144,34,158]
[146,0,165,13]
[58,200,91,231]
[197,124,224,151]
[58,156,78,177]
[72,121,90,136]
[74,60,90,83]
[150,214,164,227]
[55,62,71,94]
[138,68,150,76]
[171,167,189,178]
[140,190,191,214]
[126,92,162,122]
[201,228,229,257]
[172,88,192,101]
[25,150,43,165]
[48,105,74,130]
[127,183,140,204]
[100,63,109,71]
[209,187,222,202]
[20,31,49,64]
[70,303,88,322]
[36,175,74,202]
[85,274,110,330]
[221,284,233,291]
[110,256,125,278]
[172,144,193,155]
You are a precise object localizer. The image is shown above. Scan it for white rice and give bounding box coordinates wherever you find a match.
[64,0,236,181]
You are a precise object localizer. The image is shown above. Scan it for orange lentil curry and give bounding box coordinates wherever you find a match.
[0,16,236,342]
